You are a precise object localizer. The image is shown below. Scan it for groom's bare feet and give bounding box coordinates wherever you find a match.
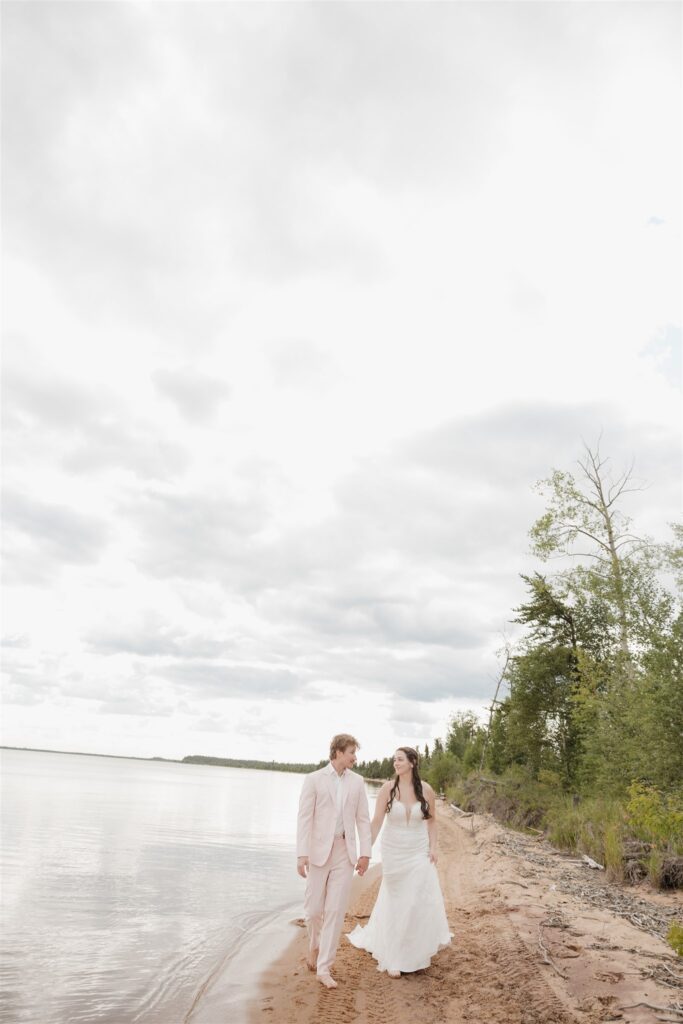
[306,948,318,972]
[317,973,338,989]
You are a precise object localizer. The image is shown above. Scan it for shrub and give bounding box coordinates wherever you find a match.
[666,922,683,957]
[627,783,683,854]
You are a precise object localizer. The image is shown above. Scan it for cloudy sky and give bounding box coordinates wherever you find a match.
[2,2,680,764]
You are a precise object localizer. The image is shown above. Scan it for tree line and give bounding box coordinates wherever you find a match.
[397,444,682,891]
[182,754,325,773]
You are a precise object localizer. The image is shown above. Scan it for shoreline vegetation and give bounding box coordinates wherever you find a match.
[408,448,682,940]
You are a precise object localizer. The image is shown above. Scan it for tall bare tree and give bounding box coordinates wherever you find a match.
[529,441,650,660]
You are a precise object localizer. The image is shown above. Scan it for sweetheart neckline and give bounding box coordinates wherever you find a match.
[391,800,421,825]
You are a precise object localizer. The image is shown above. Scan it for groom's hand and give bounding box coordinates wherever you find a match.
[297,857,309,878]
[355,856,370,876]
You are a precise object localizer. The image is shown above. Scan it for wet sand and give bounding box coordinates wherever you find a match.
[186,866,382,1024]
[248,803,682,1024]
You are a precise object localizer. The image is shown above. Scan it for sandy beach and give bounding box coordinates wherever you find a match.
[248,802,682,1024]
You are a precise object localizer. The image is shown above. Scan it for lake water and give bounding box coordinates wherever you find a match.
[0,749,381,1024]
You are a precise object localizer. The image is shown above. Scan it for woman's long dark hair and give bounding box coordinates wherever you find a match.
[386,747,431,819]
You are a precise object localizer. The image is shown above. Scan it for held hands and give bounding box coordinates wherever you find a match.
[297,857,309,878]
[355,856,370,876]
[429,850,438,865]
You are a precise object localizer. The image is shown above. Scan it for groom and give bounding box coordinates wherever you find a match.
[296,733,372,989]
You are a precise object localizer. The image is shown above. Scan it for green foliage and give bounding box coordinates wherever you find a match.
[626,782,683,854]
[425,751,459,794]
[544,792,625,865]
[663,522,683,592]
[667,922,683,957]
[356,757,394,780]
[603,823,625,881]
[628,612,683,790]
[445,712,486,767]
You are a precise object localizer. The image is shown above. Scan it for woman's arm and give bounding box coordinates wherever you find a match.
[370,782,391,845]
[424,784,438,863]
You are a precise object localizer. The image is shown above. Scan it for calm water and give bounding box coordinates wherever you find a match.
[0,749,380,1024]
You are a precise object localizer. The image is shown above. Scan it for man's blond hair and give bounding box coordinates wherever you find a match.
[329,733,360,760]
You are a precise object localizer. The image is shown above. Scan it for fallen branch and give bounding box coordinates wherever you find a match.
[589,943,678,962]
[641,963,683,989]
[618,1004,683,1016]
[450,803,473,816]
[538,926,567,978]
[582,854,605,870]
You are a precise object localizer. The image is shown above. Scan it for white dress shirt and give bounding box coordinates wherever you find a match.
[327,761,346,835]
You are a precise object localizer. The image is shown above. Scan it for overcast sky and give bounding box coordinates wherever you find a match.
[2,2,681,764]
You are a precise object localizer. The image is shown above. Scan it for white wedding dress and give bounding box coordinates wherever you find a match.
[347,799,452,973]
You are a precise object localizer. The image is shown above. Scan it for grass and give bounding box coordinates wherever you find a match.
[446,768,681,889]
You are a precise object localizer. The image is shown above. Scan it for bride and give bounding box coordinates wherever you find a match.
[347,747,452,977]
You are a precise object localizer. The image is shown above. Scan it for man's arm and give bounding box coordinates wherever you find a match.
[296,774,316,876]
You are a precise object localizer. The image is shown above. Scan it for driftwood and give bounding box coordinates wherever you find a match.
[450,803,477,834]
[661,858,683,889]
[537,926,567,978]
[625,859,648,884]
[617,1003,683,1016]
[623,840,653,857]
[641,962,683,989]
[492,829,678,939]
[582,853,605,870]
[450,802,473,816]
[589,943,679,962]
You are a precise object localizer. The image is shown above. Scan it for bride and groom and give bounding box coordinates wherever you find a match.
[296,733,451,989]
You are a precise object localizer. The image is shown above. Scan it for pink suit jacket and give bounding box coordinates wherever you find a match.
[296,766,372,867]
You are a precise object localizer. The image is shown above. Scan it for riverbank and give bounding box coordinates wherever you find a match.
[248,803,682,1024]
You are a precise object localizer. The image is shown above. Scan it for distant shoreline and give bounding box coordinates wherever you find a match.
[0,746,386,782]
[0,745,314,772]
[0,744,182,763]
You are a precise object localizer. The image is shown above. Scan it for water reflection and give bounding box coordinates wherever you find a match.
[0,750,381,1024]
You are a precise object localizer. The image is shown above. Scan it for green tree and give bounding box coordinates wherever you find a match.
[426,751,459,794]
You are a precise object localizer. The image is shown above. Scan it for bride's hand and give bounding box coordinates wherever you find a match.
[429,850,438,865]
[355,856,370,876]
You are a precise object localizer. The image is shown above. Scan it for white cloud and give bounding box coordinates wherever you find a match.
[2,1,680,762]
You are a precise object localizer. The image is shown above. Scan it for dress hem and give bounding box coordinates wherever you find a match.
[346,930,453,974]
